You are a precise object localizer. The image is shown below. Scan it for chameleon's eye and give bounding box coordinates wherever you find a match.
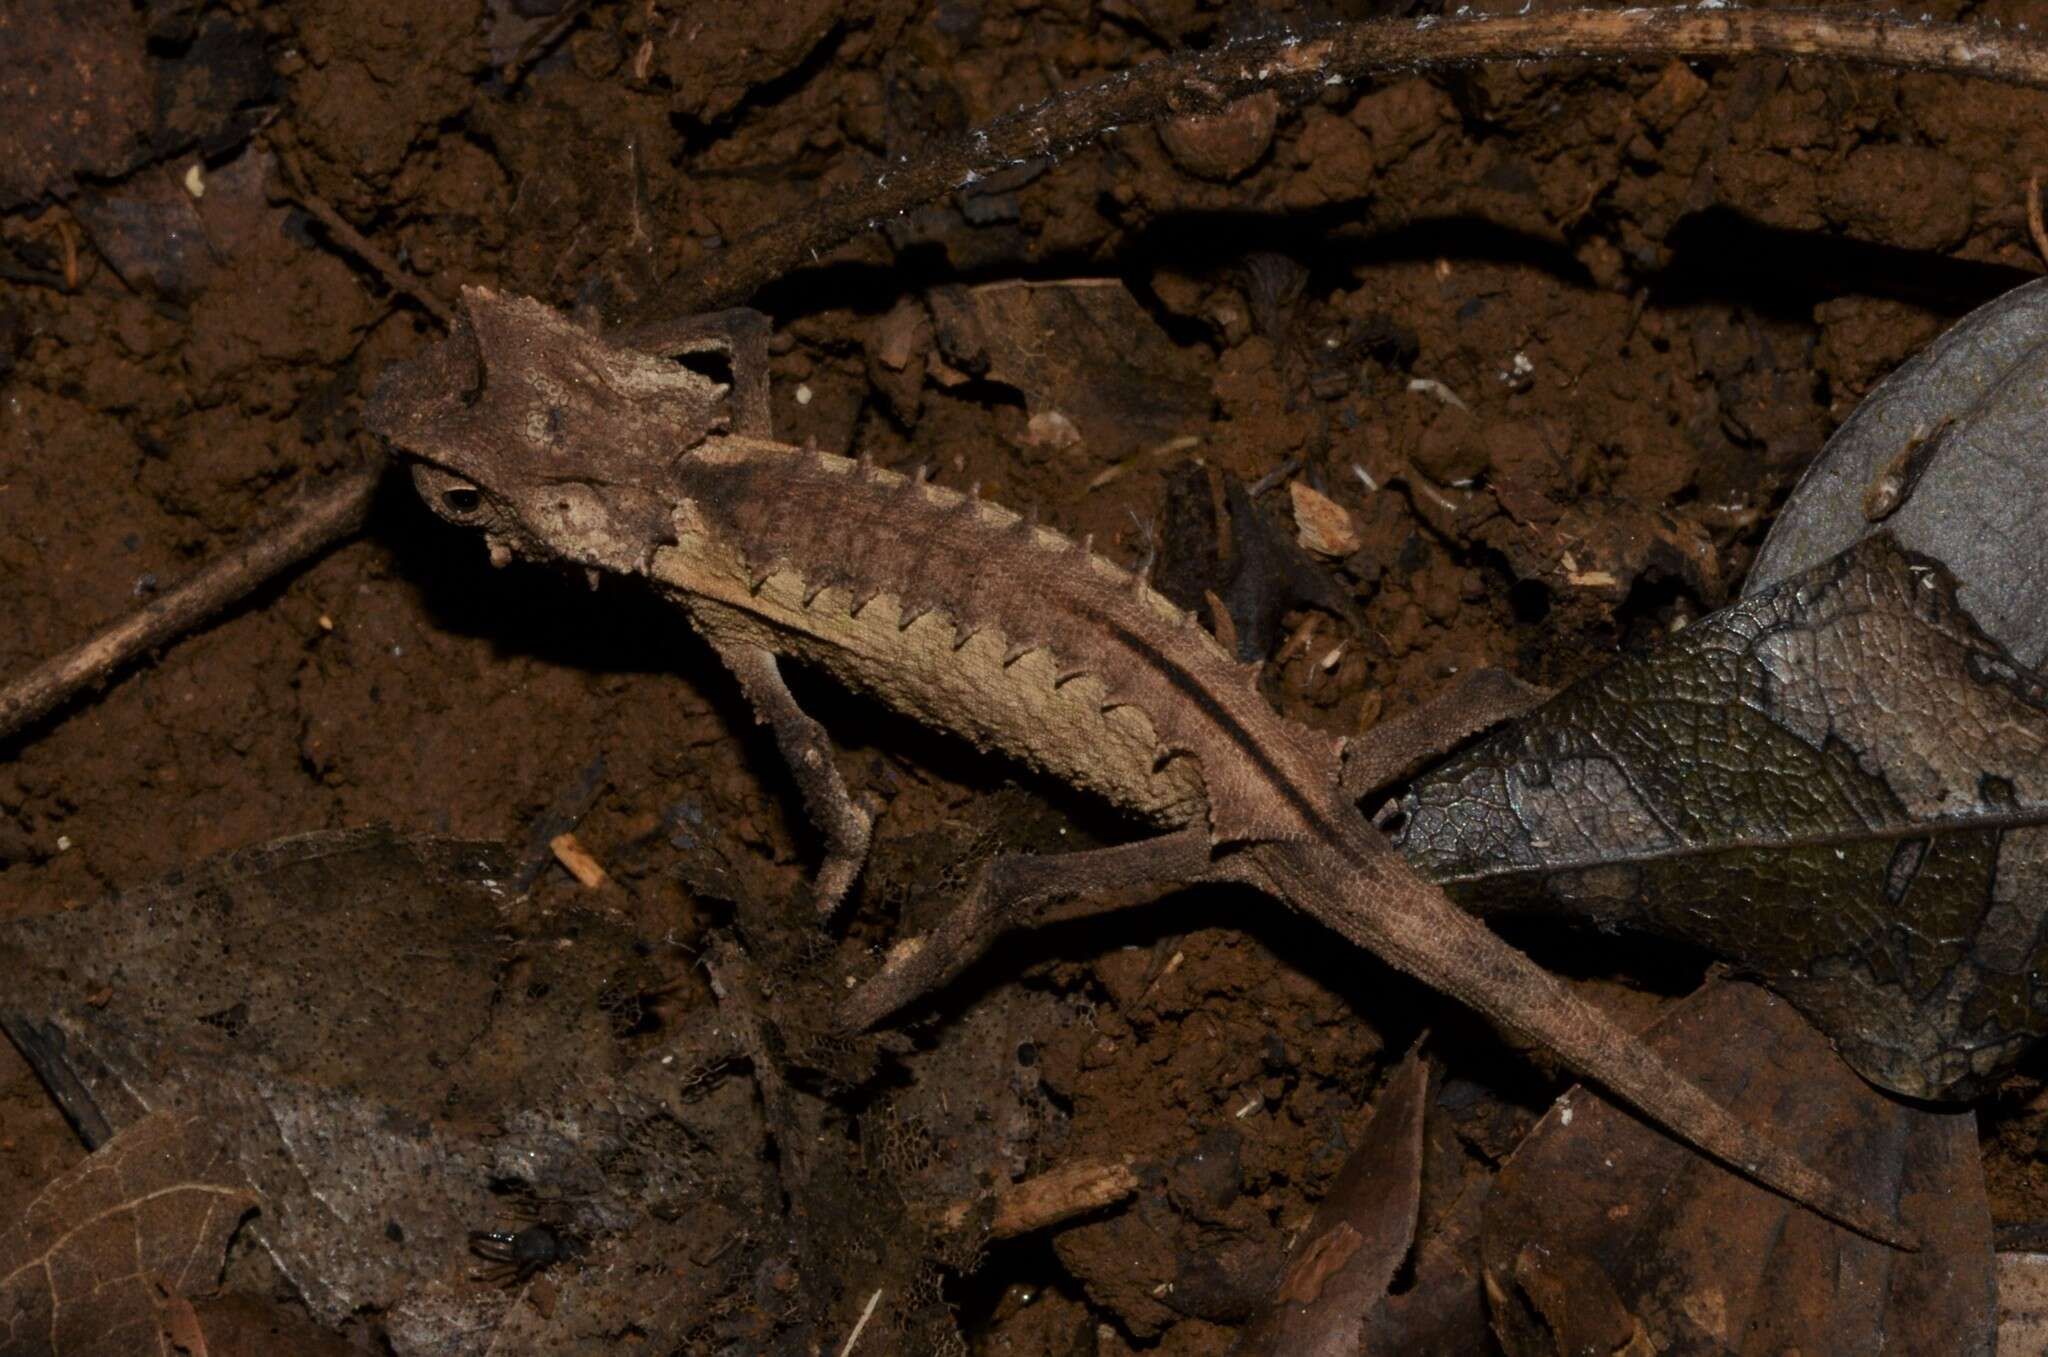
[412,464,490,526]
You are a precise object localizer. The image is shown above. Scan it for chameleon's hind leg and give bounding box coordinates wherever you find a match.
[711,638,874,916]
[614,308,773,437]
[1339,667,1548,803]
[837,825,1217,1032]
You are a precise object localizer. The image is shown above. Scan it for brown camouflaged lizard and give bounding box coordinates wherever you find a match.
[366,287,1907,1246]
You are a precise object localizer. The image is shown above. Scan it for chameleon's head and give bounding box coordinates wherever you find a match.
[365,287,731,573]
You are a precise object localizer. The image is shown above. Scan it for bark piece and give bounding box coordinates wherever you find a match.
[1996,1251,2048,1355]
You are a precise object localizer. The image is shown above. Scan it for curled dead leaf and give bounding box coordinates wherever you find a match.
[1236,1047,1430,1356]
[1752,275,2048,666]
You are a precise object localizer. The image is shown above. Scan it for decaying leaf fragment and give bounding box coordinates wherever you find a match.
[1482,979,1992,1357]
[1289,480,1362,558]
[0,1109,258,1357]
[1397,532,2048,1099]
[1235,1047,1430,1356]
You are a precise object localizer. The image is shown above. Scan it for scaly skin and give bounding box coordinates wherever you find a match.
[366,287,1909,1247]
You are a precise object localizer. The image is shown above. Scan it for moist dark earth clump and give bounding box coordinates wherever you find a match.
[5,0,2048,1352]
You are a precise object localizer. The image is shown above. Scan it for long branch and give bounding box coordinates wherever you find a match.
[0,460,383,744]
[649,6,2048,315]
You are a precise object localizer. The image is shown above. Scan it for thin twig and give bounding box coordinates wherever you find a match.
[641,7,2048,317]
[1,152,446,751]
[273,149,453,325]
[0,459,384,745]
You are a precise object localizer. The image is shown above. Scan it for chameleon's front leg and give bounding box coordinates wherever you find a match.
[710,638,875,916]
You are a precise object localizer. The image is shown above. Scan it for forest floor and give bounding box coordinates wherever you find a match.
[6,0,2048,1351]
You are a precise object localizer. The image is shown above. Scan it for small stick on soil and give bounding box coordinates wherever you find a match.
[6,150,453,749]
[644,7,2048,317]
[2029,171,2048,267]
[511,754,610,892]
[0,460,384,745]
[837,1288,883,1357]
[940,1157,1141,1238]
[272,149,453,326]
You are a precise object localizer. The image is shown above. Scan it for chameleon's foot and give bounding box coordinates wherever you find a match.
[811,792,882,918]
[837,826,1215,1032]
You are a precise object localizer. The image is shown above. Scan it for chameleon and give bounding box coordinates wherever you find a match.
[365,286,1907,1247]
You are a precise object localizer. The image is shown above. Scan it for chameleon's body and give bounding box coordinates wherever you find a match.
[662,440,1334,841]
[366,287,1904,1245]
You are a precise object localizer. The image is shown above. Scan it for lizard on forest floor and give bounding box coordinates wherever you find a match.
[365,287,1910,1248]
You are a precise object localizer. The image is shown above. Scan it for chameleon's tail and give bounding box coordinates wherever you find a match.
[1262,831,1917,1251]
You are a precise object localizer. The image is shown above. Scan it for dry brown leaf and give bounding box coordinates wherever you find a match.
[1481,978,1993,1357]
[1401,534,2048,1100]
[0,1109,257,1357]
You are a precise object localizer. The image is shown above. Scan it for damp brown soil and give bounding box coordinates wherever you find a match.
[5,0,2048,1351]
